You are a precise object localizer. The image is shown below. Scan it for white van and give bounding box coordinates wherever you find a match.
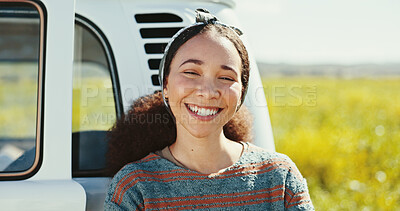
[0,0,274,210]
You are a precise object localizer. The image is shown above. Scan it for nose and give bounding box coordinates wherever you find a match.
[195,77,221,100]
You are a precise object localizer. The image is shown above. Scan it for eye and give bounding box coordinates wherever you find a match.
[182,70,200,78]
[184,71,199,75]
[219,76,235,82]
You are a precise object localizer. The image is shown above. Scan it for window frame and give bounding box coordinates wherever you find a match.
[72,14,123,177]
[0,0,47,180]
[74,14,122,122]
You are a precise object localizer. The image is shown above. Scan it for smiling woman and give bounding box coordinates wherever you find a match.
[104,9,314,210]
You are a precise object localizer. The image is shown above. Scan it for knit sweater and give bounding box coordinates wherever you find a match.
[104,143,314,210]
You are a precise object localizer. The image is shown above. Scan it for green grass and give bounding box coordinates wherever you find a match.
[262,77,400,210]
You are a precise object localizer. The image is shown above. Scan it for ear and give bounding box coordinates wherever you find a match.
[163,88,168,98]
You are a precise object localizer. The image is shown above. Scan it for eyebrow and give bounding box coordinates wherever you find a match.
[179,59,204,67]
[179,59,238,76]
[221,65,239,76]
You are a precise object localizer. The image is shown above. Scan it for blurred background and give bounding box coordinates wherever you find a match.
[235,0,400,210]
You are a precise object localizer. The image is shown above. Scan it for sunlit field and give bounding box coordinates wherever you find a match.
[72,77,116,132]
[0,64,38,138]
[262,77,400,210]
[0,62,115,137]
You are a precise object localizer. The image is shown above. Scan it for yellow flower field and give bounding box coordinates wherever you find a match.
[262,77,400,210]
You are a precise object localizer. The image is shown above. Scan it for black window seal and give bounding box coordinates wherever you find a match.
[73,14,123,177]
[0,0,47,181]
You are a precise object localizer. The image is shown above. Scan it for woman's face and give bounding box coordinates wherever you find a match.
[165,31,242,139]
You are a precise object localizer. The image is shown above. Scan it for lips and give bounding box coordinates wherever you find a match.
[185,103,223,120]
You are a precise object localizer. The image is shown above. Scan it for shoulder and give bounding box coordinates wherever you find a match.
[105,153,165,208]
[108,153,166,195]
[242,143,314,209]
[112,153,164,182]
[241,142,304,180]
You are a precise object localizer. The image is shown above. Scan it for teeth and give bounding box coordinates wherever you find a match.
[187,104,219,116]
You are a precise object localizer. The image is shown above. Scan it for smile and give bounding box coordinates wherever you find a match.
[185,103,223,119]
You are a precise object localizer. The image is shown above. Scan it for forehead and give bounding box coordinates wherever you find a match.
[172,31,242,68]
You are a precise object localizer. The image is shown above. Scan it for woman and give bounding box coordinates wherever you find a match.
[105,9,314,210]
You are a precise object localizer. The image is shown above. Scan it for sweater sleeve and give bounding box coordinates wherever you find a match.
[283,157,314,211]
[104,167,145,211]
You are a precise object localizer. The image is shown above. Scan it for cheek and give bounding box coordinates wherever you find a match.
[166,75,195,103]
[225,84,242,107]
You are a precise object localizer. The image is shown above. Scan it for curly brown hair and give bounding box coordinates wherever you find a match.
[106,91,253,176]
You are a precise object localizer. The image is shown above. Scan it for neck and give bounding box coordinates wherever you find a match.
[169,126,243,174]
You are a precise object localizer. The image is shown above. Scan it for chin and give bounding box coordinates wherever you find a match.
[186,126,222,139]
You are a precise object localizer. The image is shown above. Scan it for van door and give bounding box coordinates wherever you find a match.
[0,1,86,210]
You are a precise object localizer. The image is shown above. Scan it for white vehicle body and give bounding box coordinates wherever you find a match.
[0,0,274,210]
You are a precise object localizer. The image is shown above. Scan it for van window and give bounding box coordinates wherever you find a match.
[72,17,121,176]
[0,2,44,178]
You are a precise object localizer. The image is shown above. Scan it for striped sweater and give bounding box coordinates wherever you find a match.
[104,143,314,210]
